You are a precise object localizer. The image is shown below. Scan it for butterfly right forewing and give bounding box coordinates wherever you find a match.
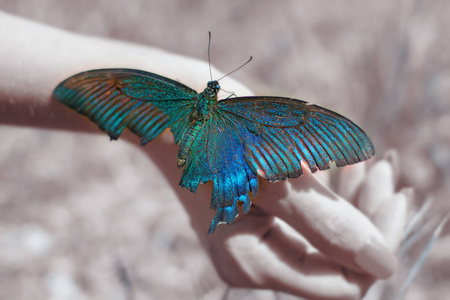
[53,69,197,145]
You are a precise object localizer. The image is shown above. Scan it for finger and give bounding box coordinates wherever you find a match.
[357,159,395,217]
[372,188,411,251]
[338,161,367,204]
[313,169,331,188]
[384,149,400,184]
[256,165,397,279]
[264,220,375,300]
[214,219,372,300]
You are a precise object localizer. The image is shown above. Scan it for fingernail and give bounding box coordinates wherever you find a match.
[354,239,398,279]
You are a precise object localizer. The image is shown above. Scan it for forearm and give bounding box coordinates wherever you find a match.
[0,11,230,130]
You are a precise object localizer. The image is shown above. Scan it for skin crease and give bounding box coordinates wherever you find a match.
[0,12,409,300]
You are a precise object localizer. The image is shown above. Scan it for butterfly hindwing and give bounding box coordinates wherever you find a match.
[53,69,196,144]
[176,109,258,233]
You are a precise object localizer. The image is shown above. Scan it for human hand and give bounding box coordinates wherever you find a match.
[0,12,409,300]
[205,153,409,300]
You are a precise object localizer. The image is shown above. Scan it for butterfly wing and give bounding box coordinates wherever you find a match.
[219,96,375,179]
[54,70,375,233]
[53,69,197,144]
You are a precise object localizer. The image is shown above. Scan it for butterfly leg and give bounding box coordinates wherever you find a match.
[224,93,237,99]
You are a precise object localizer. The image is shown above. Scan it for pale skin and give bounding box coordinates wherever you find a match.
[0,11,409,300]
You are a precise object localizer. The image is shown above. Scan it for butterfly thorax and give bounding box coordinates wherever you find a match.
[191,80,220,120]
[176,81,220,168]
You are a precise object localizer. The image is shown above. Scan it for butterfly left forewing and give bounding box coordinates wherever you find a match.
[218,96,375,180]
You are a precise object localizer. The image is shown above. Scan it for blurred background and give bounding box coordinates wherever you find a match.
[0,0,449,299]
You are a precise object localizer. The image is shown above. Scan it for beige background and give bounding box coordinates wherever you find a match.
[0,1,449,299]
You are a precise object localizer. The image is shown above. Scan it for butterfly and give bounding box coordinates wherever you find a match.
[53,67,375,233]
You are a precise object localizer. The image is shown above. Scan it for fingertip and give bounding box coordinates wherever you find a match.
[383,149,400,184]
[354,238,398,279]
[357,159,395,216]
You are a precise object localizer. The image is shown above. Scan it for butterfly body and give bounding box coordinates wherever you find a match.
[53,68,375,233]
[192,81,220,119]
[176,80,219,167]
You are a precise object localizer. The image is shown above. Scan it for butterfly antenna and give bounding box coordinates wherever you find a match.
[217,56,253,82]
[208,31,213,81]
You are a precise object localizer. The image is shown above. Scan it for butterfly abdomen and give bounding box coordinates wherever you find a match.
[176,120,203,167]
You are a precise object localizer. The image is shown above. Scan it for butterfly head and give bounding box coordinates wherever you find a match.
[206,80,220,96]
